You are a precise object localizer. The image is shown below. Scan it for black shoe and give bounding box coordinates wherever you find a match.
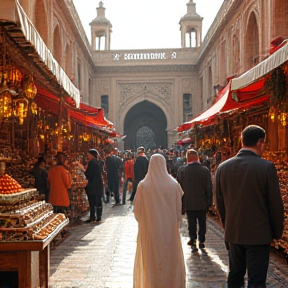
[96,218,102,222]
[85,219,95,223]
[187,240,196,246]
[112,203,121,207]
[199,243,205,249]
[192,245,198,253]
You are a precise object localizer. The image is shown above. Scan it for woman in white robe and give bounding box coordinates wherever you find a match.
[133,153,186,288]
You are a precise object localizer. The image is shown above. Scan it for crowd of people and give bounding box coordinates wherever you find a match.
[27,124,284,288]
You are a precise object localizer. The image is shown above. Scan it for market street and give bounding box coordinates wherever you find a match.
[49,202,288,288]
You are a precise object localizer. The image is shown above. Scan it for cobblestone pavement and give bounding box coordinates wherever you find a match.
[49,202,288,288]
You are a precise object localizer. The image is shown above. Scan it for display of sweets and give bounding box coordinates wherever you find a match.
[0,171,68,242]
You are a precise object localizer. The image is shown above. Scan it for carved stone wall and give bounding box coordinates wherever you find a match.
[119,83,172,106]
[117,81,177,145]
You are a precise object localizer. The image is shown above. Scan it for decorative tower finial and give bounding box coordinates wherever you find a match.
[89,1,112,50]
[179,0,203,48]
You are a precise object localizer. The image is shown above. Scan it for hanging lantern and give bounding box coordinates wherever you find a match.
[268,106,276,122]
[23,75,37,100]
[0,92,12,119]
[30,102,38,115]
[278,112,287,126]
[14,98,28,125]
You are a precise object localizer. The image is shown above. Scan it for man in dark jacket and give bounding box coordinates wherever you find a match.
[177,149,213,253]
[83,149,103,223]
[105,151,123,206]
[129,146,149,203]
[215,125,284,288]
[29,156,49,202]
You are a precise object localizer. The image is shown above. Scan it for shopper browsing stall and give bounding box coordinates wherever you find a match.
[29,156,49,202]
[79,149,104,223]
[47,152,72,214]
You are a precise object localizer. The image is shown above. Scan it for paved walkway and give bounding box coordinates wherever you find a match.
[49,202,288,288]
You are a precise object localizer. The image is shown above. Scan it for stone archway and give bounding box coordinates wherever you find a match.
[124,100,167,151]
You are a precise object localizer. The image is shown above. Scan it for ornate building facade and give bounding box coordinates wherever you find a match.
[14,0,288,149]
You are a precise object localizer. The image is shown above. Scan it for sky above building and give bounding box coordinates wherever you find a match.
[72,0,224,50]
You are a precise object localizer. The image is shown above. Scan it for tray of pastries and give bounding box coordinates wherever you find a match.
[0,201,53,228]
[0,213,68,241]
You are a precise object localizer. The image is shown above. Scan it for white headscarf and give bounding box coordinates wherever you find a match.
[133,153,185,287]
[142,153,177,191]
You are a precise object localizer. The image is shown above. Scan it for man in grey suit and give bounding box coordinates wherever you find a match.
[177,148,213,253]
[215,125,284,288]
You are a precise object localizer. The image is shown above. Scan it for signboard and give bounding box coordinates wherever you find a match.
[113,52,177,61]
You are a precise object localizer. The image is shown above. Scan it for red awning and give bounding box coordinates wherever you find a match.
[79,102,99,114]
[177,79,269,132]
[35,86,60,115]
[35,86,115,131]
[176,137,192,146]
[68,108,111,128]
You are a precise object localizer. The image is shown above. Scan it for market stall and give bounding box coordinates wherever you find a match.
[177,39,288,255]
[0,157,68,287]
[0,3,116,286]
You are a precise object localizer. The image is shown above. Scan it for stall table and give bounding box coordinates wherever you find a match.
[0,219,68,288]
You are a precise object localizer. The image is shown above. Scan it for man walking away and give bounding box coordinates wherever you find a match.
[129,146,149,203]
[105,151,122,206]
[177,149,213,253]
[215,125,284,288]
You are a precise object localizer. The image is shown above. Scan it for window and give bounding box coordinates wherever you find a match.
[183,94,192,122]
[101,95,108,116]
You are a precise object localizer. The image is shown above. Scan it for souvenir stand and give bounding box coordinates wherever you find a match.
[229,42,288,255]
[0,2,79,286]
[34,90,116,221]
[177,43,288,256]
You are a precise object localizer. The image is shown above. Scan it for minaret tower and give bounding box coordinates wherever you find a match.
[89,1,112,50]
[179,0,203,48]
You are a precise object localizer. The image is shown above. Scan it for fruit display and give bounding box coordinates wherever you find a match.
[0,174,24,194]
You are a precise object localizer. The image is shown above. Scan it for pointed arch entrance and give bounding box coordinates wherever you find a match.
[124,100,167,151]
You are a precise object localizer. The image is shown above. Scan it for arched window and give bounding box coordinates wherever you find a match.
[232,34,240,75]
[64,43,72,73]
[33,0,48,45]
[53,25,62,66]
[208,66,213,104]
[244,12,259,71]
[185,28,197,48]
[220,40,227,83]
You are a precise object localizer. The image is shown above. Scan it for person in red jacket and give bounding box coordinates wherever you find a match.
[122,151,134,204]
